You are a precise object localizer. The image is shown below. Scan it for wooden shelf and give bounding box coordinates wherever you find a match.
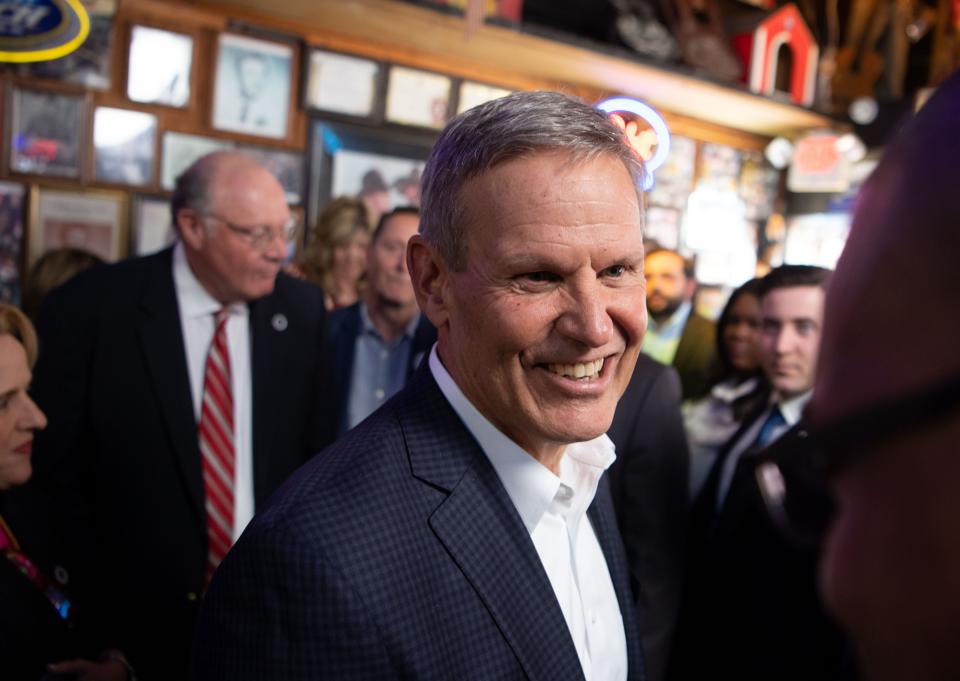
[192,0,842,142]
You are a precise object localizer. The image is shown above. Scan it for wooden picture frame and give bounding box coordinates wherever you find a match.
[385,65,453,129]
[8,88,86,179]
[28,186,129,266]
[304,49,383,119]
[212,32,294,140]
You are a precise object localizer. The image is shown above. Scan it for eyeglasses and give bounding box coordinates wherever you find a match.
[754,372,960,547]
[201,212,299,250]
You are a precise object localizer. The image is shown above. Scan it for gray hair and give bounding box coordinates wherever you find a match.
[170,154,218,230]
[419,90,645,270]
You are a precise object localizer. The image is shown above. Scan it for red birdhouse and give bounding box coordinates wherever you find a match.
[731,3,818,107]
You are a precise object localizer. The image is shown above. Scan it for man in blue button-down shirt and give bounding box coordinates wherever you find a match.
[325,206,436,434]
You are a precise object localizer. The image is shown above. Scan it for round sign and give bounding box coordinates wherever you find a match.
[0,0,90,64]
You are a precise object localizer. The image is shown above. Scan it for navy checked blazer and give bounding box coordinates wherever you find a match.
[193,363,646,681]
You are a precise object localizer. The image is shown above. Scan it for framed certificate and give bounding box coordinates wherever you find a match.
[305,49,382,118]
[385,66,452,129]
[29,187,128,266]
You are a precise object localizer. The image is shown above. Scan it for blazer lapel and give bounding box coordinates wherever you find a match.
[135,248,204,523]
[587,482,646,681]
[400,368,585,681]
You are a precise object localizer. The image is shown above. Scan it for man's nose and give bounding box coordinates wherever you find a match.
[556,282,613,348]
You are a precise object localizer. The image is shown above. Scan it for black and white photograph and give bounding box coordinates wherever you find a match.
[332,148,426,215]
[238,145,305,204]
[127,25,194,108]
[94,107,158,187]
[20,0,116,89]
[132,195,175,256]
[160,132,234,191]
[0,182,26,305]
[305,49,381,118]
[9,89,85,178]
[212,33,293,139]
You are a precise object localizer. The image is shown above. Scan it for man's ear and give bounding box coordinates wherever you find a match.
[176,208,206,250]
[407,235,450,330]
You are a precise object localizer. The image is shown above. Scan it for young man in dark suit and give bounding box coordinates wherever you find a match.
[25,152,334,681]
[325,206,435,435]
[195,91,648,681]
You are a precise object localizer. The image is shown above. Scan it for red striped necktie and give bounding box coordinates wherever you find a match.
[199,308,235,587]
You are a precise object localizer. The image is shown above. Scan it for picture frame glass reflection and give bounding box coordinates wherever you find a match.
[94,107,158,187]
[127,25,193,108]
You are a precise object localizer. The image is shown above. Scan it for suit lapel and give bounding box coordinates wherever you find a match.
[587,482,645,681]
[400,368,585,681]
[135,248,204,523]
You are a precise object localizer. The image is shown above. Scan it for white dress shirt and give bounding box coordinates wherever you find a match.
[716,389,812,510]
[173,243,254,540]
[429,346,628,681]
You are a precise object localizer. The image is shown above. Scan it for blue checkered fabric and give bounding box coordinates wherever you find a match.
[193,364,645,680]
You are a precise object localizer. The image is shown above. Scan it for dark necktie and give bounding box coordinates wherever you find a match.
[754,406,786,449]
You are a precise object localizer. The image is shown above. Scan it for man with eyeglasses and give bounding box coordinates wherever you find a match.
[762,72,960,681]
[669,265,854,681]
[23,151,335,681]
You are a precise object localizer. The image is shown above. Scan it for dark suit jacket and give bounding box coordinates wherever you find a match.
[672,312,716,400]
[24,247,334,681]
[194,365,646,681]
[668,407,852,681]
[325,302,436,434]
[607,354,689,681]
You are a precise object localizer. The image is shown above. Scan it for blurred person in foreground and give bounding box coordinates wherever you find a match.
[766,70,960,681]
[0,303,133,681]
[326,206,435,435]
[294,196,371,310]
[683,277,767,498]
[25,151,335,681]
[194,91,647,681]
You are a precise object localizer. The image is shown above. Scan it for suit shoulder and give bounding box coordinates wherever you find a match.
[271,271,325,307]
[326,303,360,338]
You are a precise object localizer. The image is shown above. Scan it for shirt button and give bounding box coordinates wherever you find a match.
[375,388,385,400]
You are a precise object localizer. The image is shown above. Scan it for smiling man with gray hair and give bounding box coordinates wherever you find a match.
[194,91,648,681]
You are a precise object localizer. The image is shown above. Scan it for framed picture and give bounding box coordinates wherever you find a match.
[212,33,293,139]
[648,134,696,210]
[305,49,382,118]
[308,120,434,228]
[94,107,158,187]
[0,182,26,305]
[127,25,194,108]
[20,0,117,90]
[28,187,128,266]
[238,145,305,205]
[385,66,452,129]
[9,89,85,178]
[160,132,234,191]
[456,80,512,114]
[645,206,681,250]
[132,195,175,256]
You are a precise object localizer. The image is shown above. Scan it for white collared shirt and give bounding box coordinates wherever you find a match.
[173,242,254,540]
[716,389,812,510]
[429,346,628,681]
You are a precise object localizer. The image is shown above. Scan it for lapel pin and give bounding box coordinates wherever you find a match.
[271,313,288,332]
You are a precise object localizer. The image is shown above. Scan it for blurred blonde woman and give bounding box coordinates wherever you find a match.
[296,197,372,310]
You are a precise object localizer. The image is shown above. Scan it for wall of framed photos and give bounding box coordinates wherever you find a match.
[0,0,830,304]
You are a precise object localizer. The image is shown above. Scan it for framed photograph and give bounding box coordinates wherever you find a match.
[648,134,696,210]
[385,65,452,129]
[94,107,158,187]
[132,195,175,256]
[308,120,434,228]
[456,80,512,114]
[127,25,194,108]
[20,0,116,90]
[238,145,305,205]
[644,206,681,250]
[212,33,293,139]
[9,89,85,178]
[0,183,26,305]
[305,49,381,118]
[28,187,128,266]
[160,132,234,191]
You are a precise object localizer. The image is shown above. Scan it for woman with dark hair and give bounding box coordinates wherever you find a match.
[683,278,768,498]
